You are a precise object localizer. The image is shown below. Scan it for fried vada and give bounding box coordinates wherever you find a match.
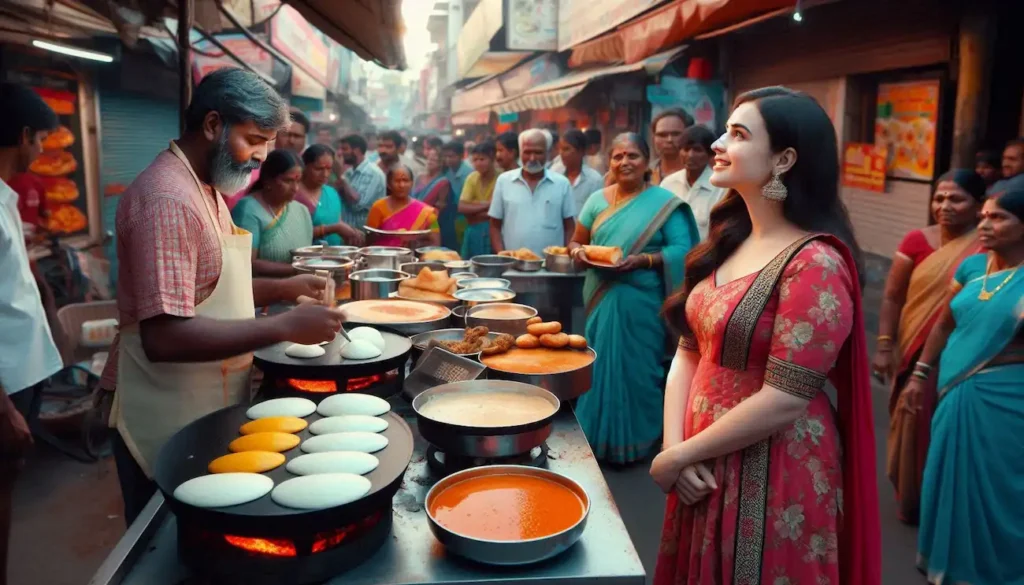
[527,321,562,336]
[539,333,570,349]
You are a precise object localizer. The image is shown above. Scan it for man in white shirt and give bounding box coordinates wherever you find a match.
[660,125,727,240]
[0,82,64,585]
[489,129,575,257]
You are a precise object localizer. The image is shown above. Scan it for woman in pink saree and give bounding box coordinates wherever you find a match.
[651,87,881,585]
[366,163,440,248]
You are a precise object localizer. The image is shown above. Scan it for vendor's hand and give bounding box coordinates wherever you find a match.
[280,274,328,303]
[0,392,33,468]
[616,254,648,273]
[650,447,687,493]
[276,305,345,345]
[900,377,927,414]
[571,248,589,270]
[674,462,717,505]
[872,348,894,384]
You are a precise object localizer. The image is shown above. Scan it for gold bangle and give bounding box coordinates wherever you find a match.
[644,253,654,268]
[877,335,893,342]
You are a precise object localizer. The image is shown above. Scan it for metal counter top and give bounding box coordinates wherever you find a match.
[93,403,645,585]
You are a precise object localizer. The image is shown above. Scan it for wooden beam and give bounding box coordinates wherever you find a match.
[950,2,995,168]
[178,0,194,132]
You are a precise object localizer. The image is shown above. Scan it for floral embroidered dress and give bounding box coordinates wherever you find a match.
[655,236,881,585]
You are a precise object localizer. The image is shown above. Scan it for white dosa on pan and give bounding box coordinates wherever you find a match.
[300,432,389,454]
[347,327,386,351]
[285,452,380,476]
[317,394,390,417]
[271,473,372,510]
[340,339,382,360]
[309,415,389,435]
[173,473,274,508]
[246,398,317,420]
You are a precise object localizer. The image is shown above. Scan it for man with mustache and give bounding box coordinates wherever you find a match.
[488,128,575,257]
[100,68,345,524]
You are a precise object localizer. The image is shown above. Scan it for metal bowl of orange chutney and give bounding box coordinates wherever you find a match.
[424,464,590,565]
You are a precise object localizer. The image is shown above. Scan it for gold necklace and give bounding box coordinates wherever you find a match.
[978,260,1020,301]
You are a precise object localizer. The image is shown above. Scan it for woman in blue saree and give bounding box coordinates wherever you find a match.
[906,189,1024,585]
[569,133,699,464]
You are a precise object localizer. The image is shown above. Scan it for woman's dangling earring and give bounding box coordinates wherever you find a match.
[762,170,788,202]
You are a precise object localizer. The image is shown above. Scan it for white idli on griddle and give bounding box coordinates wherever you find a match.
[316,393,390,417]
[286,452,380,476]
[283,343,326,359]
[173,473,273,508]
[309,415,389,435]
[247,397,317,420]
[340,339,382,360]
[271,473,372,510]
[300,431,389,454]
[347,327,386,351]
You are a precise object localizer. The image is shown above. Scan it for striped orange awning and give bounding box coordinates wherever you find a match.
[568,33,624,68]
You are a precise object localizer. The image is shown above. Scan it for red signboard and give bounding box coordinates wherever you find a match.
[270,4,329,86]
[842,143,888,193]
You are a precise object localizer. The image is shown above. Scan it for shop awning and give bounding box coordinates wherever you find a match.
[570,0,796,67]
[451,109,492,126]
[282,0,406,70]
[492,46,686,115]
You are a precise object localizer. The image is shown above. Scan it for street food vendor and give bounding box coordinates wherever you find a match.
[98,69,345,524]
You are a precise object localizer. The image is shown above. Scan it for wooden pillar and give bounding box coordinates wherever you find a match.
[178,0,194,132]
[949,2,995,168]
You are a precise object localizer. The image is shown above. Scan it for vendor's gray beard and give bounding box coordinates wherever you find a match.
[209,131,260,193]
[523,161,545,174]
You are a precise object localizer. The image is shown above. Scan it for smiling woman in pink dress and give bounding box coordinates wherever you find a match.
[651,87,881,585]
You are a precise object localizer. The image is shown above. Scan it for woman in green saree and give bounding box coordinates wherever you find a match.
[569,133,699,464]
[907,189,1024,585]
[231,149,313,277]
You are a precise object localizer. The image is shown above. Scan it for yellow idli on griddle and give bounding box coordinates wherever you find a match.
[239,416,308,435]
[209,451,286,474]
[229,432,300,453]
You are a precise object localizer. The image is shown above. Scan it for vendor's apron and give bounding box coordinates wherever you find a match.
[111,142,256,478]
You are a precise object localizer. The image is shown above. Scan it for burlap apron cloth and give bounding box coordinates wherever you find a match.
[110,142,256,478]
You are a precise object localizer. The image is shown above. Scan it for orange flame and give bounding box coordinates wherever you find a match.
[286,372,391,394]
[223,535,297,557]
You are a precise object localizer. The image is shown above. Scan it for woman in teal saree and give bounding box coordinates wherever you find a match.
[569,133,699,464]
[232,149,313,277]
[906,189,1024,585]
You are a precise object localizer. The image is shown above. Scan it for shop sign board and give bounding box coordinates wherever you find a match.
[271,4,329,87]
[558,0,662,51]
[192,34,275,81]
[842,143,888,193]
[646,76,724,131]
[498,53,563,97]
[292,65,327,100]
[505,0,558,50]
[874,79,940,181]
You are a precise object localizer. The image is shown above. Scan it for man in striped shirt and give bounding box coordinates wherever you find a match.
[337,134,385,231]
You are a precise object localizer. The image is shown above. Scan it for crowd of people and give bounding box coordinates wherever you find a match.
[1,66,1023,585]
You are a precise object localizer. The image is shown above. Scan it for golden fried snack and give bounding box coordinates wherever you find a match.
[539,333,570,349]
[516,334,540,349]
[516,248,541,261]
[582,245,623,265]
[544,246,569,256]
[568,334,588,350]
[464,326,490,342]
[438,339,483,354]
[526,316,543,326]
[481,334,515,356]
[397,284,456,301]
[527,321,562,336]
[422,249,461,262]
[405,267,455,294]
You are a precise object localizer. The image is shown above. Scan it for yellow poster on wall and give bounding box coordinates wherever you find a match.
[874,80,940,181]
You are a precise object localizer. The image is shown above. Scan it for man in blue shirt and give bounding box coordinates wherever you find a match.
[337,134,385,231]
[488,129,575,257]
[988,138,1024,195]
[440,140,472,249]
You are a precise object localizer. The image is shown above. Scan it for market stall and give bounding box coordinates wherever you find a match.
[90,245,641,585]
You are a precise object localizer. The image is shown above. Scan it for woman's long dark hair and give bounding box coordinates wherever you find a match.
[249,149,302,194]
[302,143,335,166]
[937,168,987,202]
[663,86,863,335]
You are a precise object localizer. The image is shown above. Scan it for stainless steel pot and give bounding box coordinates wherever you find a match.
[291,257,354,292]
[470,254,516,278]
[450,305,468,328]
[357,246,414,270]
[323,245,359,259]
[457,277,511,290]
[444,260,472,272]
[465,303,537,336]
[544,251,575,274]
[291,244,325,259]
[349,269,410,300]
[425,464,590,565]
[400,261,447,275]
[484,348,595,401]
[515,258,543,272]
[453,288,516,308]
[412,380,558,458]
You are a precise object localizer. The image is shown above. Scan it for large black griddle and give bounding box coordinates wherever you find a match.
[253,325,412,380]
[153,401,413,536]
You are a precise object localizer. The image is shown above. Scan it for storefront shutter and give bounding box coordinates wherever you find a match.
[98,90,179,284]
